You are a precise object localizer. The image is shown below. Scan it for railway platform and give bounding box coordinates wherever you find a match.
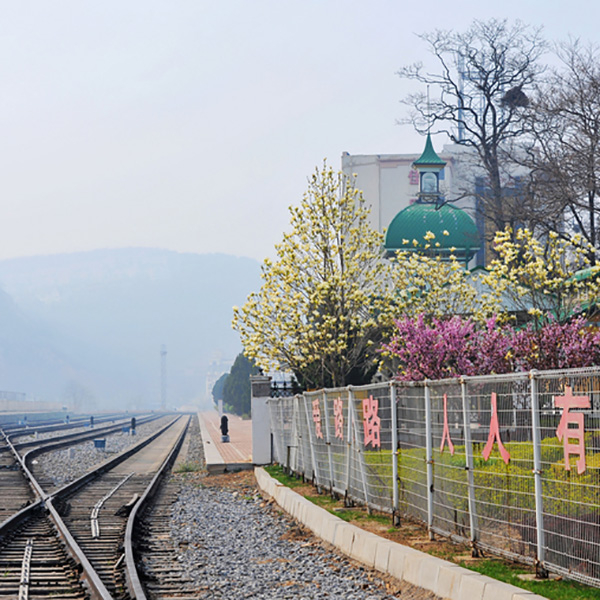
[198,411,253,474]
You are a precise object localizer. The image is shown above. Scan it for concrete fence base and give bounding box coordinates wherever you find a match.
[254,467,548,600]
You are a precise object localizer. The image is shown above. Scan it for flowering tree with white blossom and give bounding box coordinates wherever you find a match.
[232,162,391,389]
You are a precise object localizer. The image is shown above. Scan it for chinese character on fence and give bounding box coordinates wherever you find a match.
[363,395,381,449]
[312,399,323,439]
[555,386,590,475]
[333,397,344,441]
[482,392,510,464]
[440,394,455,455]
[408,169,419,185]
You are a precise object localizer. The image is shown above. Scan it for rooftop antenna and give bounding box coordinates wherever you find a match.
[427,85,431,133]
[457,54,465,142]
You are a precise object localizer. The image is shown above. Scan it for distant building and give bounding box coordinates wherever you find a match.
[342,140,486,267]
[381,135,480,268]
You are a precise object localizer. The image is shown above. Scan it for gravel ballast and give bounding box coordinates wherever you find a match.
[169,472,440,599]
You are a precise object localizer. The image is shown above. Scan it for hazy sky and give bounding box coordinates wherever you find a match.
[1,1,598,263]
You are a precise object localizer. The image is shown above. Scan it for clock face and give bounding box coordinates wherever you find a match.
[422,172,437,193]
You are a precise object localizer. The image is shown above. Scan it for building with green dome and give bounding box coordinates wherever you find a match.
[382,134,480,266]
[342,134,485,266]
[384,202,480,266]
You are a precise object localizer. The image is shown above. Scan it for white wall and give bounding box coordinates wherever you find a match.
[251,396,272,465]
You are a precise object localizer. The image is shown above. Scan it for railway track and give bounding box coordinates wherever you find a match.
[25,416,164,495]
[0,413,128,434]
[0,413,194,599]
[57,472,155,598]
[0,431,35,526]
[0,511,88,599]
[0,415,160,526]
[12,415,157,455]
[131,477,198,600]
[124,414,204,600]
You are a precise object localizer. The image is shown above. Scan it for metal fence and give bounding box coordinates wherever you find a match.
[267,367,600,587]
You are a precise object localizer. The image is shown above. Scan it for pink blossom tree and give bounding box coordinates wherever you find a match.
[381,315,481,381]
[382,314,600,381]
[511,317,600,371]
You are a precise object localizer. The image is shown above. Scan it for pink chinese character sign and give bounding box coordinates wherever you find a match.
[312,399,323,440]
[363,395,381,449]
[555,386,590,475]
[482,393,510,464]
[333,397,344,441]
[439,394,455,455]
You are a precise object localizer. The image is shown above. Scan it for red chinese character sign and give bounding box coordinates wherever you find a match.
[482,393,510,464]
[439,394,455,455]
[363,395,381,449]
[312,399,323,440]
[555,386,590,475]
[333,398,344,441]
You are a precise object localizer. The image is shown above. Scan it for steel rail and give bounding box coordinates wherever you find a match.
[0,422,111,599]
[0,415,91,431]
[11,414,159,454]
[46,415,183,599]
[123,415,191,599]
[0,428,44,542]
[1,415,183,600]
[0,414,163,527]
[3,412,138,440]
[0,411,128,433]
[90,472,135,538]
[46,416,180,501]
[0,428,46,501]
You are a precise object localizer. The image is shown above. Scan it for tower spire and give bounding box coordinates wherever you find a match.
[413,134,446,204]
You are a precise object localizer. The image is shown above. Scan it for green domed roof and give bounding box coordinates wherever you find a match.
[385,202,480,259]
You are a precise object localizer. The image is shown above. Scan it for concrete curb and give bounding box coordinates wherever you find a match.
[255,467,549,600]
[197,412,226,473]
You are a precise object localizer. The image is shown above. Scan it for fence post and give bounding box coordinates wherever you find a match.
[302,394,320,488]
[293,395,306,477]
[322,393,335,493]
[390,382,400,526]
[289,396,298,473]
[344,387,354,506]
[351,392,371,510]
[530,370,548,578]
[461,376,479,555]
[424,381,434,540]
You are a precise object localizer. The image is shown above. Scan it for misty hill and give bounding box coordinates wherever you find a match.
[0,285,85,399]
[0,249,260,409]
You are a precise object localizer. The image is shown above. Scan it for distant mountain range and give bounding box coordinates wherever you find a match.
[0,249,260,410]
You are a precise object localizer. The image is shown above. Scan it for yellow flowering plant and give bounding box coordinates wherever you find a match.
[482,227,600,326]
[232,162,392,390]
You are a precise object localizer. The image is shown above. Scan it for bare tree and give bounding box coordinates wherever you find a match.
[522,40,600,262]
[398,19,545,249]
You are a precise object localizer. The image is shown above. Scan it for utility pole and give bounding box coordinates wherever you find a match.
[161,344,167,411]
